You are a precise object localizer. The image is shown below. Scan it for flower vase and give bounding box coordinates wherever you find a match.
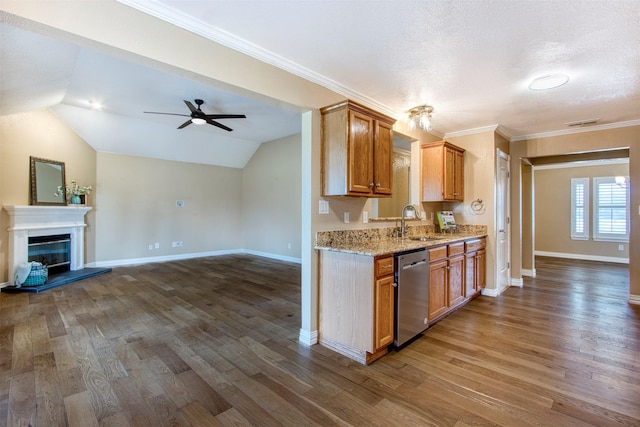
[70,195,82,205]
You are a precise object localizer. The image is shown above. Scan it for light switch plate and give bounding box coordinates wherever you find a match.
[344,212,350,223]
[319,200,329,214]
[362,211,369,224]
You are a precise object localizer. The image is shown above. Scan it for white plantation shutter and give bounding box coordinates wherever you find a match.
[571,178,589,240]
[594,177,629,241]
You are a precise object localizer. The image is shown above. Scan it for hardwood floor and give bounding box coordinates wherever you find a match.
[1,254,638,426]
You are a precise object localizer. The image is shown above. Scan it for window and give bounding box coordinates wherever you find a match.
[571,178,589,240]
[593,176,629,241]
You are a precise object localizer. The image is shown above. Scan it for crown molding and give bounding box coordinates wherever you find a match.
[511,119,640,142]
[443,124,509,139]
[116,0,401,119]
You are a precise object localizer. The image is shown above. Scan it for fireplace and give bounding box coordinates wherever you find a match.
[3,205,91,284]
[28,233,72,275]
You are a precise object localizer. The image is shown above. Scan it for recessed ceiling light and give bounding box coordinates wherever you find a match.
[528,74,570,91]
[88,100,103,110]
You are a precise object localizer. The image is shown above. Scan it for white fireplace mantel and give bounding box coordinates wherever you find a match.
[3,205,92,284]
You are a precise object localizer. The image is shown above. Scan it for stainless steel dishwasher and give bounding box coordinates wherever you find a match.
[394,249,429,347]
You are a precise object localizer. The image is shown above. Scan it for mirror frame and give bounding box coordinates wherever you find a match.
[30,156,67,206]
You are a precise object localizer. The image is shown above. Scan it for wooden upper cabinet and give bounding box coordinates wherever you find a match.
[321,100,396,197]
[421,141,465,202]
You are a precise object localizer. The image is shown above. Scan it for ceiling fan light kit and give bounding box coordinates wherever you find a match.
[407,105,434,132]
[144,99,246,131]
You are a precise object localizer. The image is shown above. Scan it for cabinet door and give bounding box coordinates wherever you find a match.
[372,120,393,195]
[448,254,465,307]
[453,148,464,201]
[443,146,457,200]
[465,252,477,297]
[348,110,374,195]
[476,249,486,290]
[374,275,395,350]
[429,259,448,320]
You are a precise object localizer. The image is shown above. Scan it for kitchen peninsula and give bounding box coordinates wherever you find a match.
[315,224,487,364]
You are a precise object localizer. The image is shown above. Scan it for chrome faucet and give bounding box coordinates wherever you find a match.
[401,204,416,238]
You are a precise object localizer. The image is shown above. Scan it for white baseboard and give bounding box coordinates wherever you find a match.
[511,277,524,288]
[535,251,629,264]
[299,328,318,346]
[522,268,536,277]
[481,288,498,297]
[242,250,301,264]
[629,294,640,305]
[89,248,301,269]
[481,281,511,297]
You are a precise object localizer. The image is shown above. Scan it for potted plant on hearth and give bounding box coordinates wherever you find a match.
[55,180,93,205]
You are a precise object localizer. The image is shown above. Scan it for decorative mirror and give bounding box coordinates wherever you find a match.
[30,156,66,205]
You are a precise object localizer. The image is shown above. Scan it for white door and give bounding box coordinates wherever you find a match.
[496,149,510,292]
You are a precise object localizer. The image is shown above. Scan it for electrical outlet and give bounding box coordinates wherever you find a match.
[172,241,177,248]
[362,211,369,224]
[155,242,159,249]
[287,242,292,249]
[148,244,153,250]
[344,212,350,223]
[618,244,624,251]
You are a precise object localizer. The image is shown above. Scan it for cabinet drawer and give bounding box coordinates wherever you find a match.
[448,242,464,257]
[375,256,394,277]
[428,246,448,261]
[465,238,486,253]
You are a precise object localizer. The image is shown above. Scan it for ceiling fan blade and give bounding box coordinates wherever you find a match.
[177,119,192,129]
[144,111,190,117]
[204,114,247,119]
[184,100,197,113]
[206,118,233,131]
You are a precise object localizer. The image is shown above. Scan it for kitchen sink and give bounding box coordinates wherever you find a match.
[409,236,442,242]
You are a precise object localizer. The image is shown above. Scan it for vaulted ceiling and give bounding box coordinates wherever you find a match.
[2,1,639,168]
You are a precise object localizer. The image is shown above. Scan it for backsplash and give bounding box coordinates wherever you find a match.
[316,224,487,246]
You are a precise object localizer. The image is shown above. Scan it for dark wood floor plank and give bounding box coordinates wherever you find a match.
[1,254,639,426]
[34,351,67,426]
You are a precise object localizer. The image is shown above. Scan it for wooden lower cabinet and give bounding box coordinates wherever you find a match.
[318,236,486,364]
[428,239,483,322]
[319,251,394,364]
[428,257,448,320]
[374,274,395,351]
[465,237,487,296]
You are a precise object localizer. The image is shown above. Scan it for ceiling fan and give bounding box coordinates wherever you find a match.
[144,99,246,131]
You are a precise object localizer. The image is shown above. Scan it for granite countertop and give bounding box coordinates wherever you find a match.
[315,225,487,257]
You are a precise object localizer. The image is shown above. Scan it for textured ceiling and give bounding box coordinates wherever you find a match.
[121,0,640,138]
[1,1,639,168]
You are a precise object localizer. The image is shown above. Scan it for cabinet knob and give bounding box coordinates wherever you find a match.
[392,282,398,288]
[368,182,375,188]
[375,183,381,188]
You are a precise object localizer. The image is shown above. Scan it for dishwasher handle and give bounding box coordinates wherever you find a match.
[401,259,428,270]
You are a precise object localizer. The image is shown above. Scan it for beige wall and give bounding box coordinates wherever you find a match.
[511,125,640,298]
[445,130,502,291]
[242,134,302,259]
[95,152,244,263]
[534,163,629,260]
[0,110,97,282]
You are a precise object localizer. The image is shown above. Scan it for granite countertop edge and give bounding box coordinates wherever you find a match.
[315,233,488,257]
